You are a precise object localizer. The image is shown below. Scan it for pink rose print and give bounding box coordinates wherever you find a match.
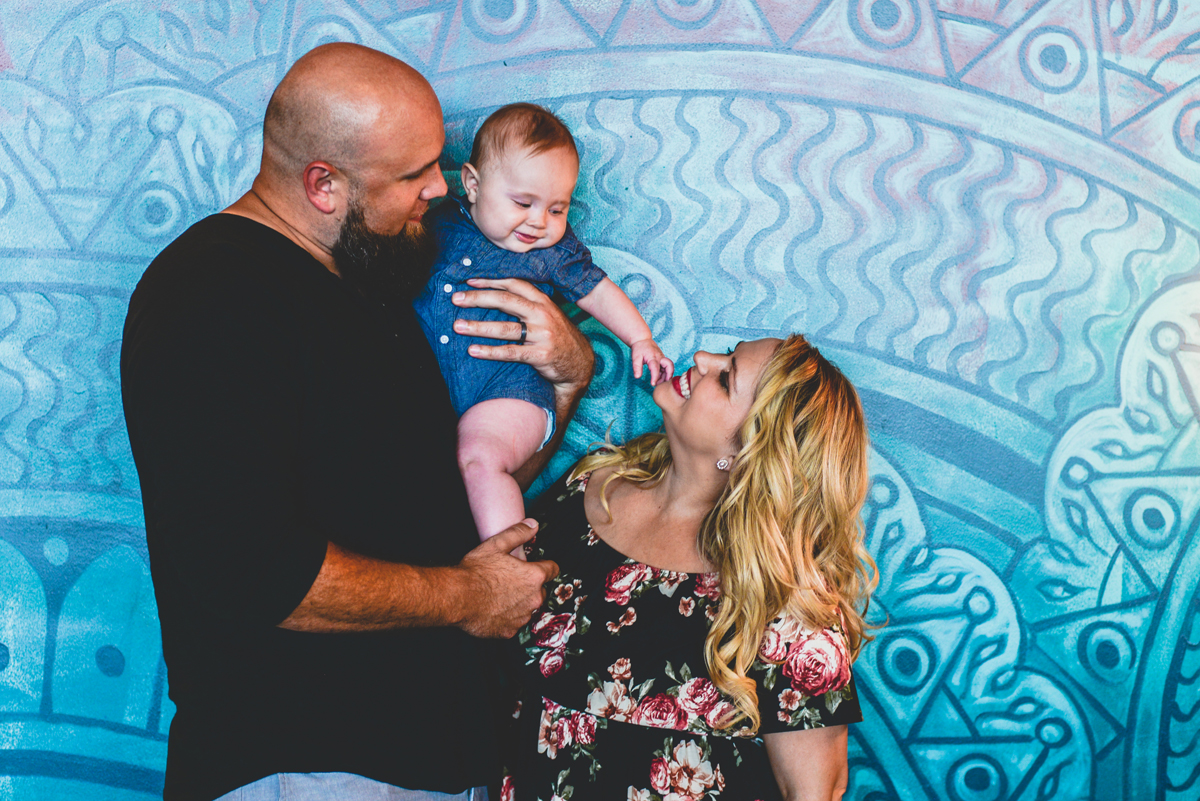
[778,710,791,722]
[714,764,726,792]
[678,597,695,617]
[554,583,574,604]
[573,711,598,745]
[704,700,736,729]
[553,716,575,751]
[606,563,655,604]
[587,681,637,721]
[609,658,633,681]
[630,693,688,730]
[694,572,721,601]
[662,740,719,799]
[779,688,802,711]
[500,776,515,801]
[539,648,566,677]
[628,789,653,801]
[585,529,600,546]
[538,701,568,759]
[758,628,787,663]
[783,629,851,696]
[704,604,718,621]
[532,612,577,649]
[649,757,672,795]
[676,678,720,716]
[769,613,811,645]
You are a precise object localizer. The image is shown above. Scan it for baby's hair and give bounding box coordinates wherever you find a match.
[469,103,578,170]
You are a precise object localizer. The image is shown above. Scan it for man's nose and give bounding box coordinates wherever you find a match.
[422,169,448,200]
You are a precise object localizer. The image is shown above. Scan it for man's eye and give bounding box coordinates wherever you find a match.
[719,371,729,392]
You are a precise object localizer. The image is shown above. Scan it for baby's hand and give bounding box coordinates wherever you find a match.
[631,338,675,386]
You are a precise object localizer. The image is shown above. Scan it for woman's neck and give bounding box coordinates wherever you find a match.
[585,454,729,574]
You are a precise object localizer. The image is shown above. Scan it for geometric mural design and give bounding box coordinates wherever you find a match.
[0,1,1197,798]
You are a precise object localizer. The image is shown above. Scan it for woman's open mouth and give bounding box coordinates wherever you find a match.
[672,369,692,399]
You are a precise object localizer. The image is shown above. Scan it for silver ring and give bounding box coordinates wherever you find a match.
[517,320,528,346]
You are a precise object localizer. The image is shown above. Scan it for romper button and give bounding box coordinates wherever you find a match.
[439,335,449,344]
[443,283,453,293]
[462,257,472,267]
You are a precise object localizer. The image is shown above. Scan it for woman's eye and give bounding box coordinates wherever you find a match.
[718,371,729,392]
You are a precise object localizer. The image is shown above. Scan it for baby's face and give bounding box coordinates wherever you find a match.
[463,145,579,253]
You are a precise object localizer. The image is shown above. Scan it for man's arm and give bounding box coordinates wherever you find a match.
[450,277,595,490]
[278,520,557,638]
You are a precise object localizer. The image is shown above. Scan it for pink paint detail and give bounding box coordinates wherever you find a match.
[0,20,13,72]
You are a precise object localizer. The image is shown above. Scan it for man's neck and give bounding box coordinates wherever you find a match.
[224,185,340,276]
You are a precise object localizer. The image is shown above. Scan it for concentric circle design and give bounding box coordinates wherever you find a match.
[1019,27,1087,94]
[1174,101,1200,164]
[1152,321,1185,355]
[948,755,1007,801]
[124,181,188,244]
[1077,622,1136,684]
[464,0,534,42]
[877,630,936,695]
[850,0,920,50]
[1060,456,1094,489]
[147,105,183,137]
[654,0,721,29]
[1123,488,1179,551]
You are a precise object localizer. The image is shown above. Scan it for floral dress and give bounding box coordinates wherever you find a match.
[503,472,862,801]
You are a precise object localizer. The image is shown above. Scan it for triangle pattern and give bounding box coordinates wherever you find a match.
[609,0,776,49]
[1098,547,1156,606]
[1109,86,1200,199]
[556,0,624,42]
[911,683,976,741]
[438,1,596,72]
[1029,599,1154,727]
[940,16,1000,78]
[792,0,948,79]
[959,0,1103,133]
[0,132,74,251]
[1086,473,1200,589]
[1100,64,1164,131]
[752,0,829,46]
[853,615,971,739]
[910,740,1041,799]
[84,136,195,256]
[1024,640,1125,755]
[50,192,115,249]
[384,10,447,70]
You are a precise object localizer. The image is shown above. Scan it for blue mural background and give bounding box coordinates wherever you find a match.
[0,0,1196,798]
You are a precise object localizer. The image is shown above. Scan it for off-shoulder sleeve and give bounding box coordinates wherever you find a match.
[752,613,863,733]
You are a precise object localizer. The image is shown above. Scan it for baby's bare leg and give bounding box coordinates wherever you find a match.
[457,398,550,555]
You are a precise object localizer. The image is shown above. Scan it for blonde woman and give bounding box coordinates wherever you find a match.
[506,335,875,801]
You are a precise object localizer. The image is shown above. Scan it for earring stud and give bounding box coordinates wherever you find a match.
[716,458,731,471]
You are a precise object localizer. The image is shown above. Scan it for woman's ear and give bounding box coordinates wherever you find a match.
[461,162,482,204]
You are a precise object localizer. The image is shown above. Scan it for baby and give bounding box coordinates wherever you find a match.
[415,103,673,549]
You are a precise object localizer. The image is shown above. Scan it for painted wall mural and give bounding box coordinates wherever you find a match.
[0,1,1196,799]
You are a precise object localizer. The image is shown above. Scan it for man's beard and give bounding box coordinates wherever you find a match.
[331,200,437,304]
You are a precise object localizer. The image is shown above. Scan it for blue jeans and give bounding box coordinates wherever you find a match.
[215,773,488,801]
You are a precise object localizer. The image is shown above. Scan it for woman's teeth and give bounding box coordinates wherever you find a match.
[680,370,691,399]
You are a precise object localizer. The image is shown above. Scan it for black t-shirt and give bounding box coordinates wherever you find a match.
[121,214,493,800]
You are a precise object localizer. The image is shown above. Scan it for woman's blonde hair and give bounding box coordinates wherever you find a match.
[571,335,876,732]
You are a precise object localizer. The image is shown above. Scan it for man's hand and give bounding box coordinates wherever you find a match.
[451,277,594,393]
[453,519,559,639]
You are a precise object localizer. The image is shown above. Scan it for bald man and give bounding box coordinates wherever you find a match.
[121,44,593,801]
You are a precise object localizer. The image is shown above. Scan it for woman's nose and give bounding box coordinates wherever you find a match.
[693,350,719,374]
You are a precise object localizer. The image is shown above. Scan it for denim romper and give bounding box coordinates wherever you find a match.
[413,195,606,434]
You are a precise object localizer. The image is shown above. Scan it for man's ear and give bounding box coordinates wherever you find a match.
[461,162,481,204]
[302,161,344,215]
